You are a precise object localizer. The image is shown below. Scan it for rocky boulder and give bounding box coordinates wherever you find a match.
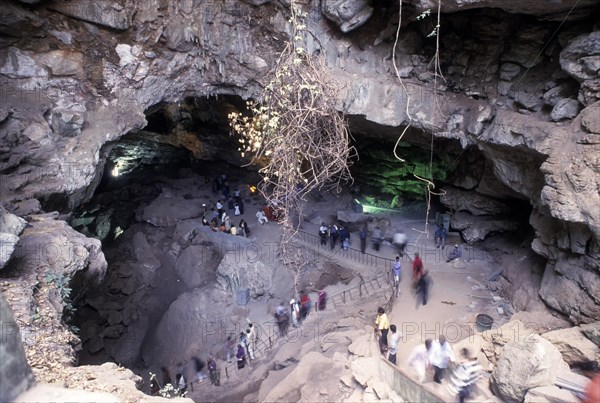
[0,206,27,269]
[142,288,214,366]
[550,98,581,121]
[538,258,600,324]
[491,334,568,402]
[523,385,579,403]
[262,351,333,402]
[451,211,520,242]
[10,213,107,295]
[580,322,600,348]
[321,0,373,33]
[175,243,220,288]
[0,292,35,401]
[441,187,511,216]
[141,193,205,227]
[215,243,274,299]
[542,326,600,366]
[48,0,130,31]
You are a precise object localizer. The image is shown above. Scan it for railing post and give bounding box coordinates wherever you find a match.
[225,366,229,379]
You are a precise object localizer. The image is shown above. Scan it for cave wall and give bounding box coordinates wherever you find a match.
[0,0,599,327]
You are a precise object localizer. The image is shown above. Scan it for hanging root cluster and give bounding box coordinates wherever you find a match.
[229,21,353,222]
[229,6,354,291]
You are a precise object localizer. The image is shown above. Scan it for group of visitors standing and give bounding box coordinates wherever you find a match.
[150,354,222,396]
[223,322,258,372]
[319,222,351,250]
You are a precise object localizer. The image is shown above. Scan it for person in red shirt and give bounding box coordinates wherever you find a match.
[412,252,424,287]
[300,291,311,319]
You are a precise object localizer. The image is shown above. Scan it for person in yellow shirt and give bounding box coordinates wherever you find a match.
[374,307,390,354]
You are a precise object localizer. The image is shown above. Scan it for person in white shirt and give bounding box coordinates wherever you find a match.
[407,339,433,383]
[387,324,401,365]
[448,348,482,403]
[429,335,456,383]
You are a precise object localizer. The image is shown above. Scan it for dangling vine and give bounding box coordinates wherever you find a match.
[229,2,355,292]
[392,0,445,243]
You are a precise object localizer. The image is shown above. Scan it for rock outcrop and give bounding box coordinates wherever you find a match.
[0,292,34,401]
[491,334,568,402]
[542,326,600,366]
[0,206,27,269]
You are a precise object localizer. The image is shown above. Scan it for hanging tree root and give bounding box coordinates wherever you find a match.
[229,5,355,293]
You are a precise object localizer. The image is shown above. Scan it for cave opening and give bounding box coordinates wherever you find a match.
[66,94,538,395]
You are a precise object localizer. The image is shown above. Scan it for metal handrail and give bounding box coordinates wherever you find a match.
[295,229,395,270]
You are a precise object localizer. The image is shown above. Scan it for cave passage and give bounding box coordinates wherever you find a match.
[67,95,535,383]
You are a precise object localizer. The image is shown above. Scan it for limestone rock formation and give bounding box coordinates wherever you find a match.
[451,211,521,243]
[491,334,568,402]
[441,187,511,216]
[0,292,35,401]
[580,322,600,348]
[542,326,600,366]
[523,385,579,403]
[321,0,374,33]
[142,288,214,366]
[0,206,27,269]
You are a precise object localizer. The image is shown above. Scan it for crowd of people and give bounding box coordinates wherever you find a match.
[273,289,327,337]
[200,174,256,237]
[375,306,483,402]
[177,175,472,398]
[317,221,460,263]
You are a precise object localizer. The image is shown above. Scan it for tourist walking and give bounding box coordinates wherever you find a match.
[319,223,328,246]
[193,356,205,382]
[246,323,257,360]
[275,302,289,337]
[227,197,235,217]
[416,270,431,307]
[207,355,219,386]
[372,226,382,252]
[224,335,234,363]
[448,348,482,403]
[359,226,368,254]
[317,289,327,310]
[407,339,433,383]
[290,298,300,327]
[239,219,249,237]
[374,307,390,354]
[391,256,401,289]
[430,335,455,383]
[236,343,246,369]
[387,324,401,365]
[329,223,339,250]
[435,224,447,249]
[392,231,407,256]
[339,225,350,250]
[412,252,424,288]
[216,200,224,218]
[300,291,311,319]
